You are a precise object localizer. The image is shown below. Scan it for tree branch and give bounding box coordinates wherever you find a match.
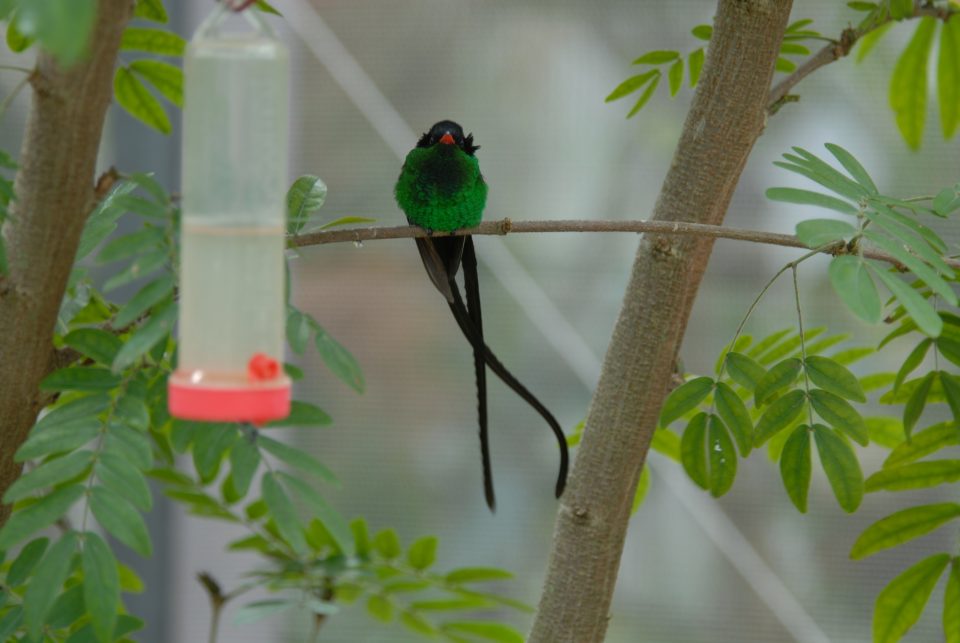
[529,2,794,641]
[767,3,956,112]
[0,0,132,525]
[293,218,960,270]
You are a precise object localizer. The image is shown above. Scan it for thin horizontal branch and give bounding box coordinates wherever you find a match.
[289,217,960,270]
[767,4,957,112]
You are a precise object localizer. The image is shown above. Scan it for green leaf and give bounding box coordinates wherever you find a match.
[707,415,737,497]
[13,0,96,65]
[63,328,123,366]
[113,274,175,328]
[114,66,171,134]
[351,517,370,556]
[400,611,438,636]
[441,621,524,643]
[824,143,878,193]
[605,70,659,103]
[6,19,34,53]
[940,372,960,423]
[16,419,100,462]
[766,187,857,215]
[780,147,871,200]
[680,413,709,490]
[889,0,914,20]
[626,72,660,117]
[828,256,882,324]
[366,595,393,622]
[724,352,766,391]
[407,535,438,571]
[0,606,22,640]
[314,326,365,393]
[713,382,753,456]
[96,453,152,512]
[691,25,712,40]
[851,503,960,560]
[903,370,937,439]
[871,263,943,336]
[651,427,681,462]
[103,421,152,470]
[7,537,49,587]
[780,425,811,512]
[372,528,402,559]
[254,0,282,15]
[809,388,868,446]
[286,175,327,235]
[805,356,866,402]
[89,485,152,556]
[895,339,932,392]
[4,450,93,502]
[445,567,514,584]
[885,422,959,468]
[866,459,960,492]
[933,187,958,216]
[0,484,84,551]
[47,583,85,628]
[229,438,260,497]
[864,230,957,305]
[120,27,185,55]
[795,218,857,248]
[40,367,121,392]
[318,215,377,230]
[754,389,807,446]
[775,57,797,73]
[939,17,960,138]
[667,58,683,96]
[813,423,863,512]
[890,17,937,149]
[82,531,120,643]
[754,358,802,405]
[134,0,168,23]
[874,553,951,643]
[111,302,177,372]
[632,465,650,513]
[129,60,183,107]
[23,531,78,639]
[688,48,705,87]
[257,435,337,484]
[261,473,307,554]
[632,50,679,65]
[265,400,332,428]
[659,377,713,426]
[945,560,960,643]
[285,309,312,354]
[274,472,352,554]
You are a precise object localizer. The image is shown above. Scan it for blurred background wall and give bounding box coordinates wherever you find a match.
[2,1,959,641]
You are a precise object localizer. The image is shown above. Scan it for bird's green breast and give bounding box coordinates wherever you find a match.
[395,145,487,231]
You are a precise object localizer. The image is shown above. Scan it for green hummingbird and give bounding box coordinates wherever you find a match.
[394,120,569,511]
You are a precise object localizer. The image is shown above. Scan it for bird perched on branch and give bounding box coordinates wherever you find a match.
[394,120,568,511]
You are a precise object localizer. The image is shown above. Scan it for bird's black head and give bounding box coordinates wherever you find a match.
[416,120,480,156]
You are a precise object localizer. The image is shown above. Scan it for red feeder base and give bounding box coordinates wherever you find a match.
[168,373,291,424]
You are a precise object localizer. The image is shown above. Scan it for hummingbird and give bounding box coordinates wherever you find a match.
[394,120,569,511]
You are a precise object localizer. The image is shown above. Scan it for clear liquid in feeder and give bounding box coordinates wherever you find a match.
[168,5,291,424]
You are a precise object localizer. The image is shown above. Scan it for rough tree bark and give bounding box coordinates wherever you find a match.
[529,2,794,641]
[0,0,132,524]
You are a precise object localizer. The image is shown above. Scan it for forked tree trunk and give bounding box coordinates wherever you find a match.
[0,0,132,524]
[529,2,794,641]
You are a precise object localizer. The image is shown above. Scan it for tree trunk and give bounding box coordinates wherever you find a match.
[0,0,132,525]
[529,2,794,641]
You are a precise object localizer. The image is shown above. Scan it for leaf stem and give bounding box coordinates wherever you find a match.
[0,75,29,121]
[792,266,815,427]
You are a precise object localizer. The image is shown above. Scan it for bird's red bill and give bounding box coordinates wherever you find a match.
[439,133,455,145]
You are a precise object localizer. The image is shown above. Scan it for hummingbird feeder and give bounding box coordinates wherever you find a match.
[168,2,291,424]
